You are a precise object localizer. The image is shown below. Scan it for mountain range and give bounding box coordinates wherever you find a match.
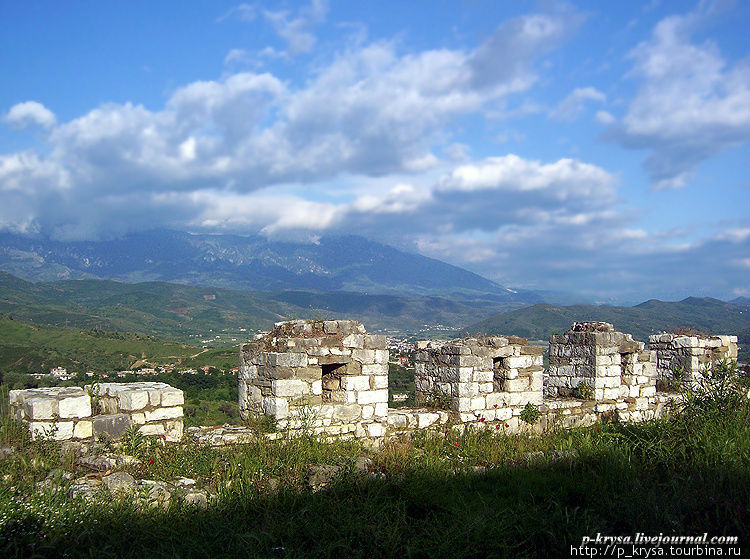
[0,229,540,301]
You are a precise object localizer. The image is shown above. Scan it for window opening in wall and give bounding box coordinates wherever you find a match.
[321,363,347,402]
[492,356,507,391]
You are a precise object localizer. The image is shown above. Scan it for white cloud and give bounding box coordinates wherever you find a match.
[612,3,750,189]
[4,101,57,129]
[551,87,606,121]
[262,0,329,56]
[595,110,616,125]
[438,154,616,200]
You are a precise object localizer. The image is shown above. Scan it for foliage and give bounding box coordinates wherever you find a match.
[519,402,541,425]
[577,380,593,400]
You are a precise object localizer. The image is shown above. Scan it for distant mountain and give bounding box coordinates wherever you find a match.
[730,296,750,307]
[0,230,541,302]
[463,297,750,357]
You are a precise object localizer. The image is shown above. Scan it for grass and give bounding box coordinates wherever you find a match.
[1,369,749,557]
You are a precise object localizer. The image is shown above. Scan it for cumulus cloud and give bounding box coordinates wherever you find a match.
[4,101,57,129]
[611,3,750,189]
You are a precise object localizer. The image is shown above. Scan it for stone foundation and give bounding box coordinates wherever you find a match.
[239,320,389,439]
[649,333,738,384]
[9,382,184,442]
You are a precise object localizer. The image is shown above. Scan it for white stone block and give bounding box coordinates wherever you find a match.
[374,402,388,417]
[362,363,388,375]
[161,389,184,407]
[262,397,289,418]
[417,412,440,429]
[506,355,532,368]
[362,405,374,420]
[374,350,389,363]
[341,375,370,392]
[342,334,365,348]
[58,395,92,419]
[479,382,494,393]
[371,375,388,389]
[139,423,165,436]
[144,407,183,422]
[118,390,149,411]
[131,412,146,425]
[457,382,479,397]
[73,420,93,439]
[641,386,656,397]
[271,379,309,397]
[473,370,494,383]
[366,422,385,437]
[485,393,505,408]
[25,398,57,420]
[357,389,388,405]
[311,380,322,396]
[470,396,486,410]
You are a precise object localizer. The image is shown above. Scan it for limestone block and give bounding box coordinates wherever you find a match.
[357,389,388,405]
[341,375,370,392]
[271,379,309,398]
[352,349,377,363]
[73,420,93,439]
[504,377,529,392]
[25,397,57,420]
[139,423,165,436]
[495,407,513,421]
[118,390,149,411]
[456,382,480,397]
[455,397,473,412]
[374,402,388,417]
[144,406,183,422]
[371,375,388,389]
[473,370,494,383]
[470,396,486,410]
[530,371,543,392]
[364,334,387,349]
[387,413,408,428]
[485,393,504,408]
[361,363,388,376]
[342,334,365,348]
[332,404,361,421]
[479,382,494,393]
[58,394,92,419]
[262,397,289,419]
[374,349,389,363]
[311,380,322,396]
[366,422,385,437]
[30,421,74,441]
[594,375,621,389]
[268,352,308,368]
[641,386,656,397]
[362,405,374,420]
[417,412,440,429]
[165,419,183,442]
[131,412,146,425]
[161,388,184,407]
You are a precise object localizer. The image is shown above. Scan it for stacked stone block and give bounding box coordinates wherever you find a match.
[8,387,92,440]
[8,382,184,442]
[239,320,389,439]
[649,333,739,383]
[88,382,184,442]
[547,322,644,401]
[413,336,543,424]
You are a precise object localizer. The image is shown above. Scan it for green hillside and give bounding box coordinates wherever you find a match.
[0,314,200,374]
[0,272,519,339]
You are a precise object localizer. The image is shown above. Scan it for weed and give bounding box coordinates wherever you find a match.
[520,402,541,424]
[577,380,593,400]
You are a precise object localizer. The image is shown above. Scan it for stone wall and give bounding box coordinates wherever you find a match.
[239,320,389,439]
[9,382,184,442]
[547,322,655,402]
[413,336,544,425]
[649,333,739,383]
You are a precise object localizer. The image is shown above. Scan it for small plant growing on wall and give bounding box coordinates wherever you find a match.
[520,402,541,424]
[425,388,452,410]
[577,381,594,400]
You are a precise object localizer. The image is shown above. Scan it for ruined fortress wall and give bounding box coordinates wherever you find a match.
[8,382,184,442]
[546,322,655,401]
[413,336,544,425]
[239,320,389,439]
[649,333,738,382]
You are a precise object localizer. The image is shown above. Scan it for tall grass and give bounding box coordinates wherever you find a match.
[1,368,749,558]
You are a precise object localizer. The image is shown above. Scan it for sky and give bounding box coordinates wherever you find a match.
[1,0,749,303]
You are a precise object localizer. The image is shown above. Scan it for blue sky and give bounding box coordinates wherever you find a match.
[1,0,749,302]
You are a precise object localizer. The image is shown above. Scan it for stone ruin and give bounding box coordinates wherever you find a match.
[649,333,739,384]
[413,336,543,424]
[547,322,656,402]
[239,320,389,439]
[6,319,740,444]
[8,382,184,442]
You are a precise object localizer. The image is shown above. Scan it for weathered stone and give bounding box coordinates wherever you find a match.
[93,414,131,440]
